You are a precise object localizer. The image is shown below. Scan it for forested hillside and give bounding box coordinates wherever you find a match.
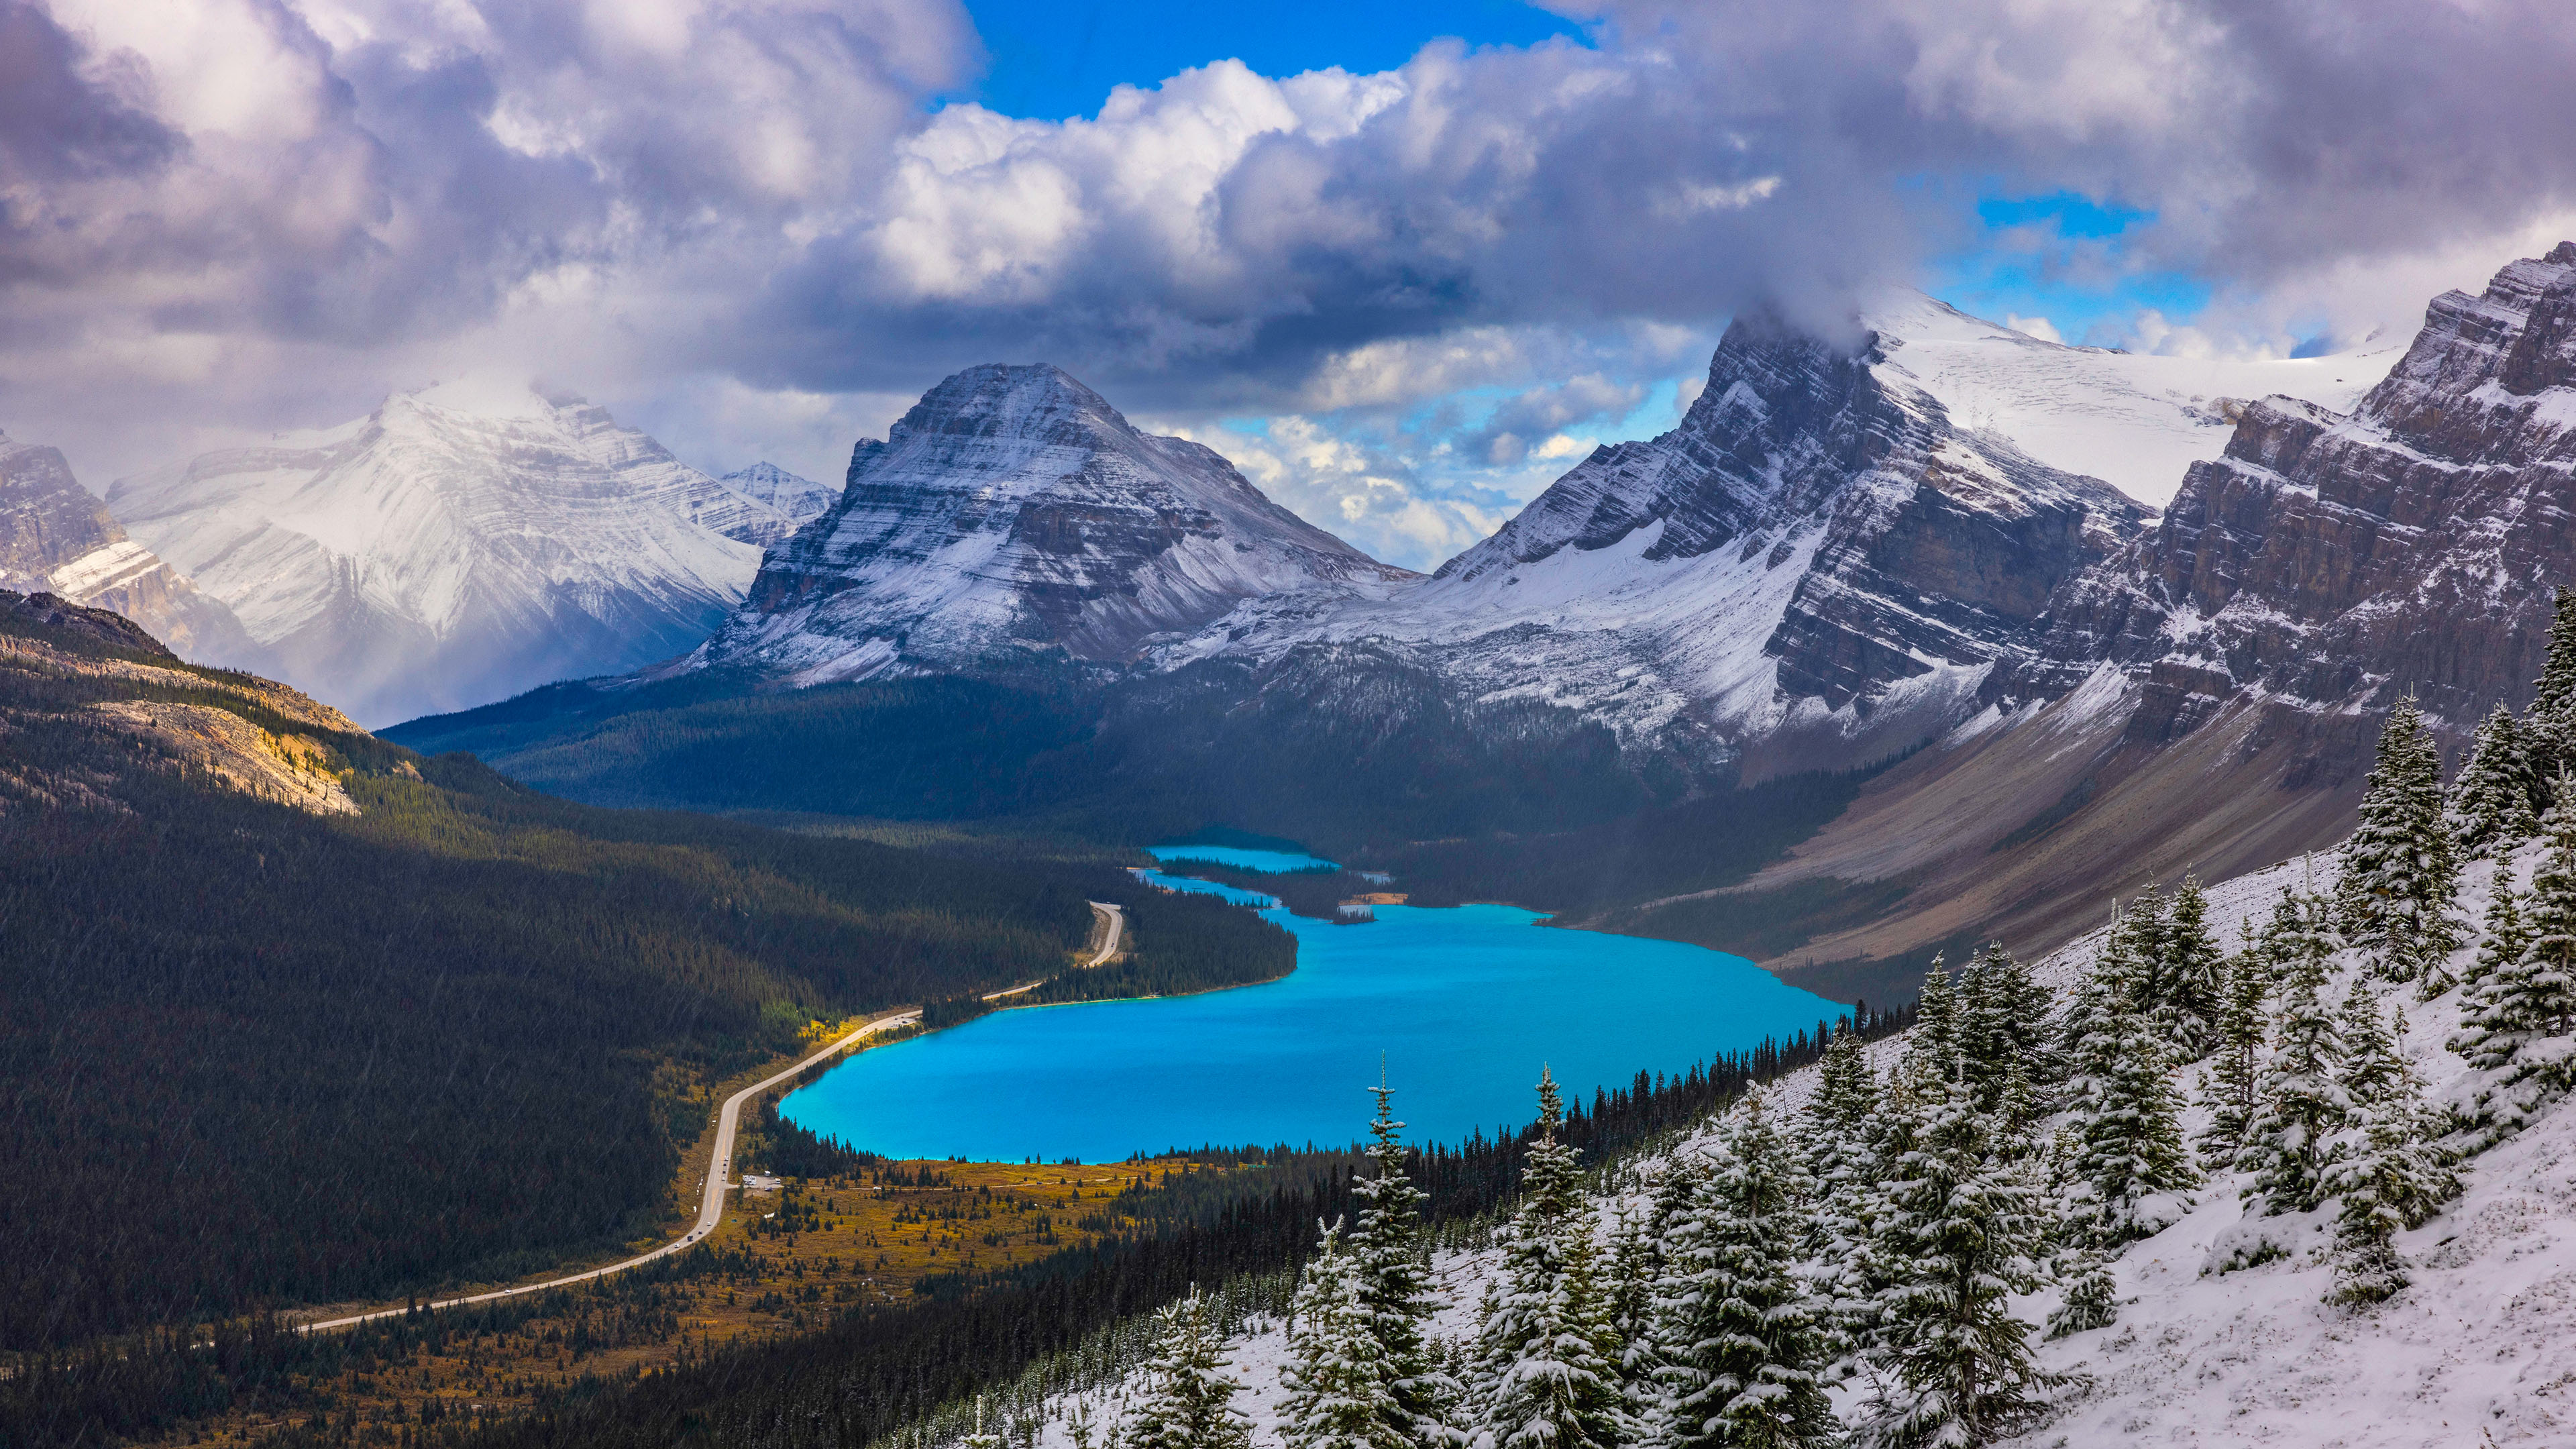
[0,592,1289,1353]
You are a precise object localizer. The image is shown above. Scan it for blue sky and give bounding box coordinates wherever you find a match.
[961,0,1589,119]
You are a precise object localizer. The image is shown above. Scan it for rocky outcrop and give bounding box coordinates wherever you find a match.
[693,364,1411,686]
[109,381,779,725]
[0,589,382,818]
[0,431,257,664]
[2009,242,2576,753]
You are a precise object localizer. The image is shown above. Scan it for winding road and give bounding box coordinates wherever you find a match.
[296,901,1126,1334]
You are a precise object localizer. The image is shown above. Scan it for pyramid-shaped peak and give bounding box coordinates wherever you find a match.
[892,364,1130,444]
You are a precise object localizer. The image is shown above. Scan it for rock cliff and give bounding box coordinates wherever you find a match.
[0,431,257,665]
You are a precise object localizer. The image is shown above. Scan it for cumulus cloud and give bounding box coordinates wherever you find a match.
[2,0,2573,516]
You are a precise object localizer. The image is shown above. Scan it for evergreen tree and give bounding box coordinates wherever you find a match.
[2157,875,2228,1058]
[2457,876,2534,1020]
[2240,906,2348,1216]
[2118,879,2172,1016]
[2451,798,2576,1146]
[2059,930,2198,1247]
[2525,585,2576,790]
[2322,996,2459,1305]
[1654,1092,1837,1449]
[2043,1250,2117,1341]
[1603,1201,1663,1424]
[1472,1069,1627,1449]
[2192,946,2269,1171]
[1350,1077,1459,1449]
[1801,1028,1887,1373]
[1284,1224,1408,1449]
[965,1398,1003,1449]
[1856,1075,2055,1449]
[2451,703,2540,859]
[2338,697,2461,984]
[1957,943,2058,1112]
[1122,1289,1252,1449]
[1903,959,1962,1085]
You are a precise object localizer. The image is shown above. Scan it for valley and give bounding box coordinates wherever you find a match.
[8,223,2576,1449]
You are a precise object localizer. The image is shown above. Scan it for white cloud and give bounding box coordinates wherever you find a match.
[2004,313,2062,343]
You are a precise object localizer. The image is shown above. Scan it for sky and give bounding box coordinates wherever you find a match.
[5,0,2576,570]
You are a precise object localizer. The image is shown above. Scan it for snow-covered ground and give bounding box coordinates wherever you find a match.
[1017,844,2576,1449]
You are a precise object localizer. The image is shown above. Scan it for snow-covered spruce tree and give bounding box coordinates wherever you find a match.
[1471,1069,1627,1449]
[2043,1249,2117,1341]
[2451,703,2540,859]
[2322,993,2459,1305]
[2451,794,2576,1146]
[2525,585,2576,792]
[1350,1079,1460,1449]
[2058,927,2198,1248]
[965,1397,1003,1449]
[1604,1202,1662,1426]
[2455,877,2533,1025]
[1856,1073,2056,1449]
[1906,958,1962,1084]
[2157,875,2227,1058]
[1801,1027,1888,1374]
[2240,907,2349,1216]
[1283,1224,1407,1449]
[1652,1091,1837,1449]
[2338,697,2461,985]
[1625,1157,1706,1446]
[2192,942,2270,1171]
[1958,943,2059,1114]
[1121,1288,1252,1449]
[2116,879,2171,1010]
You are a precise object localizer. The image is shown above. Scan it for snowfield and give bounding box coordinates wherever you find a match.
[1024,845,2576,1449]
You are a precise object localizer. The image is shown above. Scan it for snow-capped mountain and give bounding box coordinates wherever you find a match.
[0,429,257,664]
[1707,244,2576,988]
[719,462,840,542]
[1150,292,2404,786]
[1155,300,2171,780]
[108,380,780,724]
[691,364,1412,686]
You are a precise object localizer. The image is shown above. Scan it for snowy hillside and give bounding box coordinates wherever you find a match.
[692,364,1413,687]
[108,380,783,724]
[1861,292,2400,509]
[989,759,2576,1448]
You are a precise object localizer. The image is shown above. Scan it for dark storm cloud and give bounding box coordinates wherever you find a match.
[0,3,178,182]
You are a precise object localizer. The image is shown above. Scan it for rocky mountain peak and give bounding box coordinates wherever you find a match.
[691,363,1408,687]
[1,430,255,664]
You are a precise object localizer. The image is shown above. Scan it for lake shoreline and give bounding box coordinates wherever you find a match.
[780,871,1842,1164]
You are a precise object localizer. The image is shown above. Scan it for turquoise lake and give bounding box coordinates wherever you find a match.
[781,865,1844,1161]
[1142,843,1340,873]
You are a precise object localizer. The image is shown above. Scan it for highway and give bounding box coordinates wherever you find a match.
[296,900,1126,1332]
[295,1005,920,1333]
